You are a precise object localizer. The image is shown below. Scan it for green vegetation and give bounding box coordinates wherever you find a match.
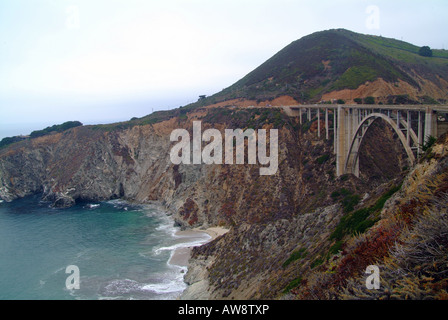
[310,257,324,269]
[90,109,179,132]
[419,46,433,57]
[387,94,418,105]
[341,194,361,213]
[30,121,83,138]
[316,154,330,165]
[0,121,84,148]
[328,240,344,256]
[345,30,448,61]
[6,29,442,141]
[331,188,360,213]
[50,29,447,131]
[332,66,378,90]
[330,207,374,241]
[0,136,27,149]
[330,184,402,241]
[331,187,352,199]
[194,28,448,107]
[419,136,438,162]
[202,107,290,130]
[364,96,375,104]
[419,95,439,104]
[282,248,308,268]
[422,135,437,152]
[371,184,402,212]
[283,277,302,293]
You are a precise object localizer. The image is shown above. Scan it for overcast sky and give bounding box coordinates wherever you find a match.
[1,0,447,138]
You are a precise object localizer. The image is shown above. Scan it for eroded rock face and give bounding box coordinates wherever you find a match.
[51,194,76,208]
[0,108,413,299]
[182,203,342,300]
[0,124,176,208]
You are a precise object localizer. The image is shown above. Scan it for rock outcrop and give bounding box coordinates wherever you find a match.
[1,105,420,299]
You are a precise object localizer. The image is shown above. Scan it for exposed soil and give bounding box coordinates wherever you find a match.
[322,78,448,103]
[203,95,300,110]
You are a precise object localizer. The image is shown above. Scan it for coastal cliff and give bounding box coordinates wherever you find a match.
[181,132,448,299]
[0,104,422,299]
[1,29,448,299]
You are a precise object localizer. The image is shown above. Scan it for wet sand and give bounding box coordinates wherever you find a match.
[168,227,229,268]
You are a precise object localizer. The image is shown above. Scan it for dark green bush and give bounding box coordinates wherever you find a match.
[331,190,341,198]
[364,96,375,104]
[419,46,433,57]
[283,277,302,293]
[310,258,324,269]
[422,136,437,152]
[317,154,330,164]
[0,136,27,148]
[328,240,344,256]
[341,194,361,213]
[30,121,83,138]
[330,184,401,241]
[282,248,307,268]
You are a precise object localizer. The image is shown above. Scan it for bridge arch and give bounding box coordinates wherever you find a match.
[344,113,416,176]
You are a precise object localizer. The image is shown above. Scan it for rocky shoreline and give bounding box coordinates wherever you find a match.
[171,227,229,300]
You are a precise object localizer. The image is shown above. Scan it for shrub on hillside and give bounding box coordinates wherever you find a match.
[30,121,83,138]
[419,46,433,57]
[364,96,375,105]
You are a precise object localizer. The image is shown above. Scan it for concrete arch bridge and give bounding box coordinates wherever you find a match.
[283,105,448,177]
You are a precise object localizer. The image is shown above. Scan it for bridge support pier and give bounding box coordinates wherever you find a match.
[424,106,437,143]
[336,106,348,177]
[287,104,447,178]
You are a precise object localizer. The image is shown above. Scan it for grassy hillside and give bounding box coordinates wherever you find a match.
[88,29,448,132]
[10,29,446,142]
[196,29,448,106]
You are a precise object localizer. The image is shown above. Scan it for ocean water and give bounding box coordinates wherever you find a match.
[0,195,210,300]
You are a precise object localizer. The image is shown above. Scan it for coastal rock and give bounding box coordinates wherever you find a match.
[180,256,215,300]
[0,107,434,299]
[52,194,76,208]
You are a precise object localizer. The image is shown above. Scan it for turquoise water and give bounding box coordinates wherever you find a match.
[0,195,207,300]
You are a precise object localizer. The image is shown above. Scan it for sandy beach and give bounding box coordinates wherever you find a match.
[168,227,229,268]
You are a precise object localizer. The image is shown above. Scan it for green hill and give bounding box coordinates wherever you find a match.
[196,29,448,105]
[74,29,448,132]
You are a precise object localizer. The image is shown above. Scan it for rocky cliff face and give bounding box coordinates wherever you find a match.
[0,106,424,299]
[181,132,448,300]
[0,123,174,207]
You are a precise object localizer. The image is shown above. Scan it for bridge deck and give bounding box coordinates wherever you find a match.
[288,104,448,112]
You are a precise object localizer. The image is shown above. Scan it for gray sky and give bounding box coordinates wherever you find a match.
[1,0,447,139]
